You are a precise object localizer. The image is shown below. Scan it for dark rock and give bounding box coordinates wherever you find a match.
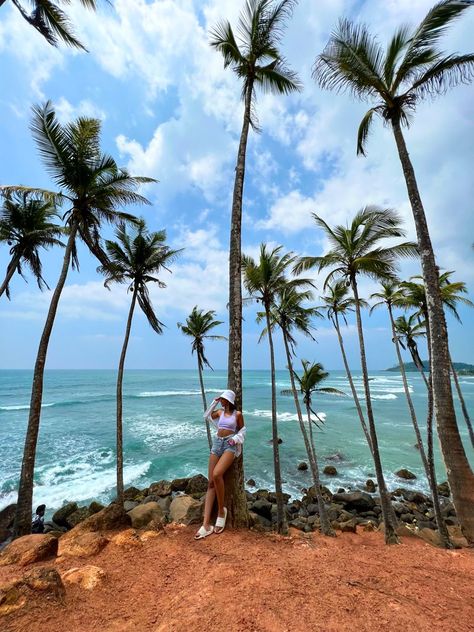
[392,501,407,516]
[267,492,291,504]
[251,512,272,529]
[74,502,131,533]
[440,502,455,517]
[256,489,269,500]
[445,516,459,526]
[269,438,283,444]
[395,468,417,480]
[359,511,377,518]
[401,513,415,523]
[437,481,450,497]
[323,466,337,476]
[327,504,343,522]
[402,490,430,505]
[339,519,357,533]
[124,501,139,512]
[337,488,345,494]
[123,486,142,501]
[287,503,300,515]
[365,479,376,493]
[306,503,319,516]
[332,491,375,512]
[66,507,92,528]
[88,501,105,515]
[170,477,189,492]
[307,515,320,528]
[0,504,16,531]
[52,502,78,528]
[391,488,404,497]
[307,485,332,502]
[289,517,308,531]
[148,480,172,497]
[246,479,256,487]
[252,499,273,521]
[186,474,208,495]
[297,462,308,471]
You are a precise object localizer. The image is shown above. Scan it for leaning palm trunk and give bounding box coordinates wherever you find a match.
[392,119,474,543]
[351,279,398,544]
[450,358,474,450]
[225,81,254,529]
[197,358,212,450]
[116,286,138,506]
[265,306,286,534]
[332,313,372,452]
[388,305,450,547]
[0,253,21,298]
[14,221,79,537]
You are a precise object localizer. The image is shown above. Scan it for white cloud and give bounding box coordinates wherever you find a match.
[257,190,317,234]
[55,97,107,122]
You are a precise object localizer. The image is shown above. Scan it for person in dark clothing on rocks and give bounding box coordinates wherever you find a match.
[31,504,46,534]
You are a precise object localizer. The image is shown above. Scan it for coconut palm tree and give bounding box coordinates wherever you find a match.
[295,207,418,544]
[10,101,154,537]
[393,314,427,375]
[0,190,63,298]
[288,360,344,535]
[319,280,372,451]
[242,244,312,533]
[178,307,226,449]
[98,221,179,505]
[371,280,451,547]
[259,285,335,533]
[313,1,474,542]
[0,0,97,49]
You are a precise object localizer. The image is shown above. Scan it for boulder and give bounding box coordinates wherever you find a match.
[0,534,58,567]
[52,502,78,528]
[338,519,357,533]
[447,525,469,548]
[323,466,337,476]
[58,531,108,558]
[88,501,105,515]
[0,504,15,531]
[289,518,308,531]
[332,491,375,512]
[66,506,92,528]
[267,492,291,505]
[365,479,376,493]
[74,502,131,534]
[124,501,139,512]
[156,496,172,515]
[169,496,203,525]
[297,462,308,471]
[111,529,142,548]
[61,565,106,590]
[127,502,164,529]
[437,481,450,497]
[246,479,256,487]
[123,486,142,501]
[0,567,64,617]
[402,490,430,505]
[148,480,172,497]
[170,477,188,492]
[395,468,417,480]
[306,503,319,516]
[186,474,209,495]
[417,527,441,547]
[43,521,66,534]
[307,485,332,502]
[251,499,273,521]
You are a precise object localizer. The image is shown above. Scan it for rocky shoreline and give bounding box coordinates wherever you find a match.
[0,470,467,549]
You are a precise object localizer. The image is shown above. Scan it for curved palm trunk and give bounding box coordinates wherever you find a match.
[0,253,21,298]
[332,313,372,452]
[13,221,79,537]
[225,80,254,530]
[392,119,474,543]
[388,304,450,547]
[450,358,474,449]
[197,357,212,450]
[351,279,398,544]
[265,306,286,534]
[116,287,138,506]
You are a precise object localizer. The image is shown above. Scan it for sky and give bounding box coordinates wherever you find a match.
[0,0,473,372]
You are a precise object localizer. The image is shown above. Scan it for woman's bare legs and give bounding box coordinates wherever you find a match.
[212,450,235,532]
[201,453,219,531]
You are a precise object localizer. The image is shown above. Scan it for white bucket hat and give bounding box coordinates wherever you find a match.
[219,389,236,405]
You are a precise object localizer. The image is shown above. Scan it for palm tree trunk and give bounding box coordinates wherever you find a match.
[332,313,372,452]
[225,80,254,530]
[388,305,450,547]
[0,253,21,298]
[13,221,79,537]
[265,305,286,534]
[304,401,334,536]
[450,357,474,449]
[351,279,398,544]
[197,357,212,450]
[116,286,138,506]
[392,119,474,543]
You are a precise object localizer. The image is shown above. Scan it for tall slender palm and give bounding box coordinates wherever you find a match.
[295,207,418,544]
[178,307,226,449]
[99,221,179,505]
[289,360,344,535]
[0,0,97,49]
[0,191,63,298]
[319,280,372,451]
[242,244,311,533]
[313,1,474,542]
[259,285,335,533]
[394,314,427,374]
[11,102,154,537]
[371,280,451,547]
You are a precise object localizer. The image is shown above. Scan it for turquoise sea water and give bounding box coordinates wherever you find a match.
[1,369,473,516]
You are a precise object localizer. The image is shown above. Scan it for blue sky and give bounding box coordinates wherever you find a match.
[0,0,473,371]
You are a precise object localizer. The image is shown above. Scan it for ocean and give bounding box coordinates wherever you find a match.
[1,369,473,517]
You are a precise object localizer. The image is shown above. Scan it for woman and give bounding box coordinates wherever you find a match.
[194,389,246,539]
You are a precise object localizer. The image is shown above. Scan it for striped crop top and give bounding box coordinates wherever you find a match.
[217,410,238,432]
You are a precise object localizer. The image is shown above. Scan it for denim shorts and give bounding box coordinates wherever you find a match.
[211,435,237,457]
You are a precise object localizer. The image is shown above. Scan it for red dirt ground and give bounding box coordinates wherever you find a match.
[1,525,474,632]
